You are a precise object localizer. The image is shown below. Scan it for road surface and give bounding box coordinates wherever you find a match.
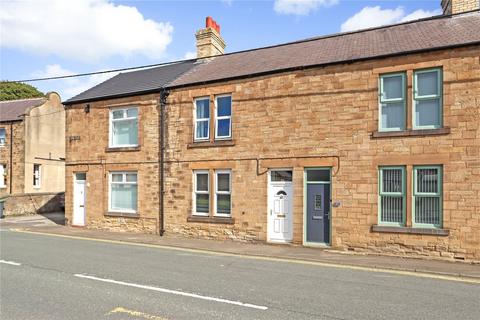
[1,229,479,319]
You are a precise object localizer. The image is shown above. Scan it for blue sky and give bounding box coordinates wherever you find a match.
[0,0,442,99]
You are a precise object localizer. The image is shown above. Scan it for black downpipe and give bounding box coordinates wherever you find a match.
[159,88,169,236]
[9,124,13,194]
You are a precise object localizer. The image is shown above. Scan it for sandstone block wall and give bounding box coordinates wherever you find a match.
[64,94,160,233]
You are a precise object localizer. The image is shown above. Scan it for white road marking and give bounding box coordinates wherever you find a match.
[0,259,22,266]
[75,274,268,311]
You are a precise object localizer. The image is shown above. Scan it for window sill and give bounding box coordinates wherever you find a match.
[187,215,235,224]
[105,212,139,218]
[187,140,235,149]
[105,146,141,152]
[371,127,450,139]
[371,225,449,236]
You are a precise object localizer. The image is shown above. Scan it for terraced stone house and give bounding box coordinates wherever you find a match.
[63,2,480,261]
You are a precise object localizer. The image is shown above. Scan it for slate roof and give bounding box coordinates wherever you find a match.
[170,11,480,87]
[0,98,45,122]
[64,61,197,104]
[64,11,480,104]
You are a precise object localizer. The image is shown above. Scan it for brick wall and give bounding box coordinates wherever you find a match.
[165,46,480,260]
[442,0,479,14]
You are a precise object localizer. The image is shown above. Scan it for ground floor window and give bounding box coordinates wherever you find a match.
[109,172,138,213]
[377,165,443,229]
[378,166,406,226]
[413,166,442,228]
[215,170,231,216]
[33,164,41,188]
[192,169,232,217]
[193,170,209,216]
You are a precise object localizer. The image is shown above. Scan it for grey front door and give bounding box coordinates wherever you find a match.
[306,184,330,244]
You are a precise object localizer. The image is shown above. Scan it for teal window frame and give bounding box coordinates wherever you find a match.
[378,72,407,132]
[378,166,406,226]
[413,165,443,228]
[413,68,443,130]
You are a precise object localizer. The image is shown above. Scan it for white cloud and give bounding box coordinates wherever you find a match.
[31,64,118,99]
[183,51,197,60]
[0,0,173,62]
[274,0,338,16]
[341,6,442,32]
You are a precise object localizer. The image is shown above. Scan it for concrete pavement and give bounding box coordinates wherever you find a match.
[1,228,480,320]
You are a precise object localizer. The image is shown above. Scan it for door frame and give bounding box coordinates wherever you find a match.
[267,168,294,243]
[303,167,332,246]
[72,172,87,227]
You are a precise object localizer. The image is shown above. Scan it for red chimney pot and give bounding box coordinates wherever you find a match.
[206,16,213,28]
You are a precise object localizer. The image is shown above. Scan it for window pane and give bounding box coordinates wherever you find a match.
[196,120,209,139]
[415,197,440,225]
[306,170,330,182]
[381,102,405,130]
[217,119,231,137]
[382,75,403,100]
[415,99,440,127]
[111,184,137,211]
[196,173,208,192]
[217,194,231,214]
[381,196,404,223]
[112,174,123,182]
[417,71,438,96]
[75,173,86,181]
[126,173,137,182]
[0,128,5,144]
[217,96,231,116]
[112,110,124,119]
[196,99,209,119]
[217,173,230,192]
[416,168,439,193]
[196,194,209,213]
[382,169,402,193]
[271,171,292,182]
[113,119,138,145]
[126,108,138,118]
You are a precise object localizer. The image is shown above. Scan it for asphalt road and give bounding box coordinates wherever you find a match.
[1,229,479,320]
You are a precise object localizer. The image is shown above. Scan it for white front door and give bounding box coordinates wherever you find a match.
[73,173,86,226]
[268,170,293,242]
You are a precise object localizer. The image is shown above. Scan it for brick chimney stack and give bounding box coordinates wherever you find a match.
[195,16,226,59]
[441,0,479,15]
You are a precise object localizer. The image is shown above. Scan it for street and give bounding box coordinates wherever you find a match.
[1,229,479,320]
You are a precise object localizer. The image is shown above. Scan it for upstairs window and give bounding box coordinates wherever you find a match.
[378,167,406,226]
[413,69,442,129]
[379,73,406,131]
[109,172,138,213]
[413,166,442,228]
[215,170,231,216]
[33,164,41,188]
[215,95,232,139]
[193,170,210,215]
[0,128,5,146]
[110,107,138,148]
[194,98,210,141]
